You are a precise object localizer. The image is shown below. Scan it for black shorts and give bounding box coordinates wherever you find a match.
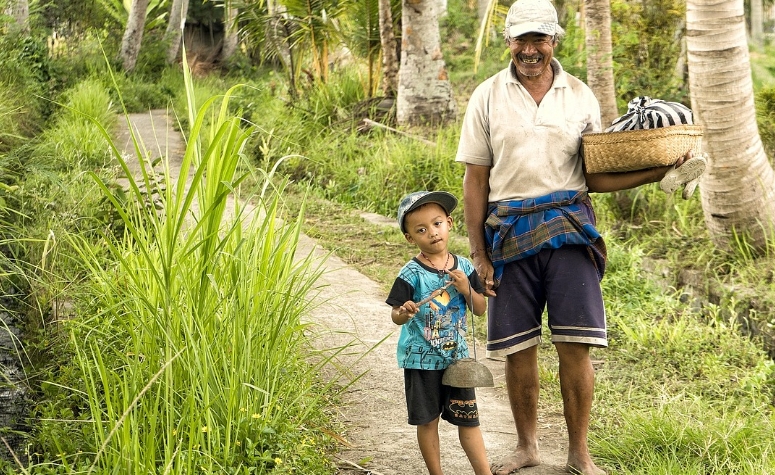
[486,245,608,357]
[404,368,480,427]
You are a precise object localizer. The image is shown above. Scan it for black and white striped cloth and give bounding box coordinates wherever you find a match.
[604,96,693,132]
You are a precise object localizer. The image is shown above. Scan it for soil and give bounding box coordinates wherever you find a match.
[114,110,574,475]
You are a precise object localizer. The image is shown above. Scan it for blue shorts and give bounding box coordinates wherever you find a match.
[404,369,480,427]
[486,245,607,357]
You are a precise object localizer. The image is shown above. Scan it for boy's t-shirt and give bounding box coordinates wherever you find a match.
[386,255,484,370]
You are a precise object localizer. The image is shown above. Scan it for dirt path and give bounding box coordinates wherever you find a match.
[115,109,572,475]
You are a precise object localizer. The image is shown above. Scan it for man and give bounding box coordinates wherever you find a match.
[455,0,700,474]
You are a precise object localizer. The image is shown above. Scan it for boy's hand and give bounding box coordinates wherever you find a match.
[398,301,419,318]
[447,269,470,295]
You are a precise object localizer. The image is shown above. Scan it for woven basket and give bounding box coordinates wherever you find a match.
[581,125,704,174]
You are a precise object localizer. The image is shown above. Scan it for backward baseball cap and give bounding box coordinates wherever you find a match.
[505,0,565,38]
[397,191,458,233]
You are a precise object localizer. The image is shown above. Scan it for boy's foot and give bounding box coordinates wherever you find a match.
[490,448,540,474]
[660,154,707,194]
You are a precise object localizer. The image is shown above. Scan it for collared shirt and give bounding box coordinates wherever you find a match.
[455,59,602,202]
[485,191,607,283]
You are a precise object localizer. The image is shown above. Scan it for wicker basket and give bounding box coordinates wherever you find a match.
[581,125,704,174]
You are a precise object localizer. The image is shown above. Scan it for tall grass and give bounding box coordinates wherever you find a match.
[23,62,336,473]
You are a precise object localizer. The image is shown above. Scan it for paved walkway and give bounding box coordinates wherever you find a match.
[115,109,571,475]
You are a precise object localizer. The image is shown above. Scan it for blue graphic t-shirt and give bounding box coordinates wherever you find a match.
[385,255,483,370]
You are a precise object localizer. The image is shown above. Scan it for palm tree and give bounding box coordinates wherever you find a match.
[378,0,399,98]
[220,0,239,63]
[4,0,29,34]
[120,0,151,71]
[687,0,775,250]
[584,0,618,126]
[164,0,190,64]
[396,0,456,125]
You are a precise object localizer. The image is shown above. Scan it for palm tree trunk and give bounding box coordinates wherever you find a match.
[220,1,239,63]
[687,0,775,250]
[397,0,457,126]
[584,0,618,127]
[5,0,29,34]
[164,0,190,64]
[379,0,399,97]
[120,0,151,72]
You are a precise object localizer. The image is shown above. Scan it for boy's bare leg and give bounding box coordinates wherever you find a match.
[459,425,490,475]
[556,342,606,475]
[417,417,443,475]
[490,345,541,475]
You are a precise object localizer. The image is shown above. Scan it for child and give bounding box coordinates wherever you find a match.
[386,190,490,475]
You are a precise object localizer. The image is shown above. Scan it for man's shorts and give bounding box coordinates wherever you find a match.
[486,245,607,358]
[404,368,480,427]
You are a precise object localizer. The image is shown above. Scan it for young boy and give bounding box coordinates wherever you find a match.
[386,190,490,475]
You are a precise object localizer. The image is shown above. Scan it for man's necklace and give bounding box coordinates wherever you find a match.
[421,251,450,280]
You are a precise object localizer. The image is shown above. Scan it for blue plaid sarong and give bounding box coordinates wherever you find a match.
[484,191,607,284]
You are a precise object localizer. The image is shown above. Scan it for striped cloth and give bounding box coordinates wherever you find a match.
[484,191,607,285]
[605,96,693,132]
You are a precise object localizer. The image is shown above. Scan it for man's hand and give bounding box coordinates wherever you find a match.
[472,255,497,297]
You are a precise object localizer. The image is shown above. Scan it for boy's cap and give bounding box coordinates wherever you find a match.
[505,0,562,38]
[397,191,458,233]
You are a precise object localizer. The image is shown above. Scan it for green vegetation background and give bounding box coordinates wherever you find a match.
[0,0,774,473]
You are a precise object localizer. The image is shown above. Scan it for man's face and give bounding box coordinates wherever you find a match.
[507,33,557,79]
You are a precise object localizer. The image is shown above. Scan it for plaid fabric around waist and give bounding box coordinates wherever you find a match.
[484,191,607,282]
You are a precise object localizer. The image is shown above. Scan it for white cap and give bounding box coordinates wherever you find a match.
[504,0,564,38]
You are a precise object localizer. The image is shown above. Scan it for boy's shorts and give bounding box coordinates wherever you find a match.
[404,368,480,427]
[486,245,608,358]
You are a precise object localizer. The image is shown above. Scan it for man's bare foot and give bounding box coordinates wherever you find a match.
[566,458,606,475]
[489,447,540,475]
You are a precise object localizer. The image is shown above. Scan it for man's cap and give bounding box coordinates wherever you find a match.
[505,0,564,38]
[397,191,458,233]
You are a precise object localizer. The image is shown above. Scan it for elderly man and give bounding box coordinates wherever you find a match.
[455,0,701,474]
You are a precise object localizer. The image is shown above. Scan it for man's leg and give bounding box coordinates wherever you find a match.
[555,342,606,475]
[490,345,541,475]
[417,417,443,475]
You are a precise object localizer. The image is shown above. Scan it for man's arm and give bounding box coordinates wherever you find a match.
[463,164,490,256]
[462,164,497,296]
[584,151,692,193]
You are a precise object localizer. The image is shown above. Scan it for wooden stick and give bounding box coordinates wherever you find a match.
[416,281,453,306]
[338,458,386,475]
[361,119,437,147]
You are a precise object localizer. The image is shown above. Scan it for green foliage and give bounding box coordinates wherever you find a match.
[594,401,775,474]
[610,0,688,107]
[33,79,117,172]
[0,35,50,146]
[756,85,775,159]
[21,66,338,474]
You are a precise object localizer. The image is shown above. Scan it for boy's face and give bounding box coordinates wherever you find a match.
[402,203,453,254]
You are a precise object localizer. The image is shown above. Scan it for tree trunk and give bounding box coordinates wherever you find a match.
[687,0,775,250]
[379,0,399,97]
[5,0,29,34]
[220,0,239,63]
[584,0,618,128]
[164,0,190,64]
[120,0,151,72]
[397,0,457,126]
[751,0,764,47]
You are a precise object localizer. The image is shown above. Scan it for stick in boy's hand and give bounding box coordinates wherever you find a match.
[398,281,453,317]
